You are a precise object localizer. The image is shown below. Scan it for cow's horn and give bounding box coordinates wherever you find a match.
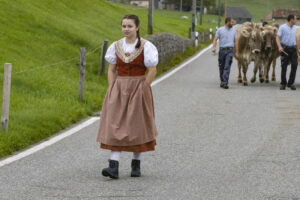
[241,29,250,37]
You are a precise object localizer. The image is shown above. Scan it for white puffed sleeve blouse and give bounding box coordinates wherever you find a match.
[105,38,159,67]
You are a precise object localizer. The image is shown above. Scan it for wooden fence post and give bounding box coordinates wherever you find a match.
[99,40,108,76]
[78,47,86,101]
[148,0,153,34]
[1,63,12,131]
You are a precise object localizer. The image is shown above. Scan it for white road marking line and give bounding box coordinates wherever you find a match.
[0,44,213,168]
[151,44,213,86]
[0,117,99,167]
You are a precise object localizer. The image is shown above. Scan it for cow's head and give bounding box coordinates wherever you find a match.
[261,25,277,52]
[240,28,251,38]
[249,27,263,55]
[243,22,254,29]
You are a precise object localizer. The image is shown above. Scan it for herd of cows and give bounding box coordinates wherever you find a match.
[233,22,300,85]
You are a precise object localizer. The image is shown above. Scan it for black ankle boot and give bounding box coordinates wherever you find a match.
[131,159,141,177]
[102,160,119,179]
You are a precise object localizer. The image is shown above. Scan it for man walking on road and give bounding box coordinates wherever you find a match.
[212,17,237,89]
[276,14,300,90]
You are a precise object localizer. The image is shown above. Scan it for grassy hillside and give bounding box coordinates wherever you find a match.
[0,0,217,158]
[227,0,300,21]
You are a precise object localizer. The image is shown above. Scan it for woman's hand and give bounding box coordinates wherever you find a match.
[108,63,117,87]
[146,66,157,86]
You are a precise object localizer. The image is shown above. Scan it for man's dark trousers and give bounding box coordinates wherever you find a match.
[218,48,233,85]
[280,46,298,86]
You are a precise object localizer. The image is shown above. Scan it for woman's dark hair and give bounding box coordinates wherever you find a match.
[122,14,141,49]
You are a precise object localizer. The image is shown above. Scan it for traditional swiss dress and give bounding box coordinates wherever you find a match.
[97,38,158,152]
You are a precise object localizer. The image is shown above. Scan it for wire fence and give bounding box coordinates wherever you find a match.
[1,41,109,131]
[12,43,104,75]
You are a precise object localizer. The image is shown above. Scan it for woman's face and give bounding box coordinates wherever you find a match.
[122,19,139,38]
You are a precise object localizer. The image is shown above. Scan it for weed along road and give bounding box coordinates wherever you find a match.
[1,46,300,200]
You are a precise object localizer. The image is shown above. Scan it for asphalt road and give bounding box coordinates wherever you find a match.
[1,47,300,200]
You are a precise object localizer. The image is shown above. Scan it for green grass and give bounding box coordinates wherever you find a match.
[227,0,300,21]
[0,0,215,158]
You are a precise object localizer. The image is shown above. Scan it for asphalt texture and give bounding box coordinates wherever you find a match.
[1,47,300,200]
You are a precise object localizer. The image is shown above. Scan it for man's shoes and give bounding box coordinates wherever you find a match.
[287,85,296,90]
[280,85,286,90]
[220,84,229,89]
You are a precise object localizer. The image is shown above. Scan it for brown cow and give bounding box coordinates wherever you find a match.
[235,23,263,85]
[259,25,279,83]
[250,25,279,83]
[249,24,265,83]
[235,26,251,85]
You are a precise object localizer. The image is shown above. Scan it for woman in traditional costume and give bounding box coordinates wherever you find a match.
[97,14,158,179]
